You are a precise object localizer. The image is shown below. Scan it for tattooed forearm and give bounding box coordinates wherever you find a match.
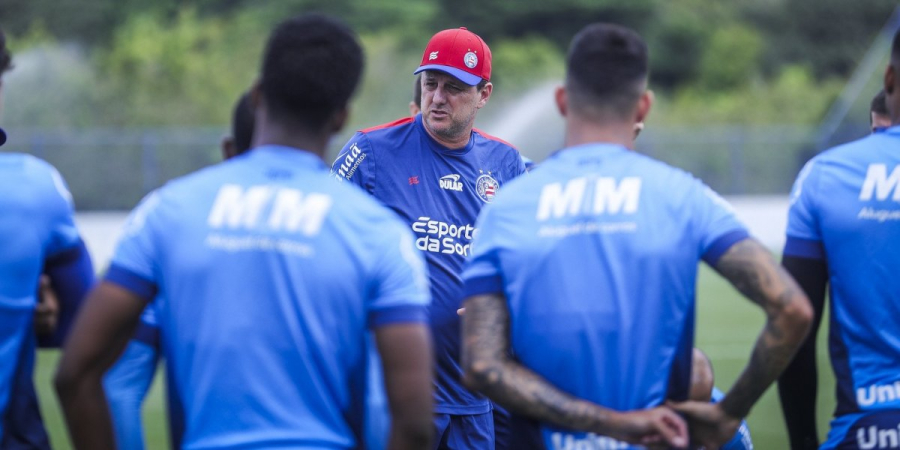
[713,238,813,419]
[461,294,618,434]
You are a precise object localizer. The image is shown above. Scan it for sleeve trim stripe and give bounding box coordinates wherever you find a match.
[463,275,504,298]
[783,236,826,260]
[369,305,429,328]
[105,264,157,302]
[132,321,160,347]
[45,240,87,267]
[702,229,751,266]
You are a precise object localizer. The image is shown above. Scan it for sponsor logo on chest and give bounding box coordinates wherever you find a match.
[439,174,464,192]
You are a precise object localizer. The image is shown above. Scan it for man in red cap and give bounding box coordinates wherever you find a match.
[332,27,526,449]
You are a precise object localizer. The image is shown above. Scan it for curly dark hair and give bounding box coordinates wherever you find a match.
[260,14,363,130]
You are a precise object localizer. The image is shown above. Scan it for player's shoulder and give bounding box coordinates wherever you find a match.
[0,152,59,180]
[342,116,417,156]
[359,116,416,135]
[473,127,517,152]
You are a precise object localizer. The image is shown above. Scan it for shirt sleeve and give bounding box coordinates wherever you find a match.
[367,220,431,328]
[461,203,505,297]
[690,182,751,266]
[104,190,163,302]
[43,165,83,258]
[331,132,376,193]
[783,160,826,260]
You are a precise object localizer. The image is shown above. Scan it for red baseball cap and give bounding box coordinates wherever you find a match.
[414,27,491,86]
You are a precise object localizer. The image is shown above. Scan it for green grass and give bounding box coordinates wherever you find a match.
[33,264,834,449]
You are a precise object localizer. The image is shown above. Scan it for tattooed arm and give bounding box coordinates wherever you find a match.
[672,238,813,448]
[461,293,688,448]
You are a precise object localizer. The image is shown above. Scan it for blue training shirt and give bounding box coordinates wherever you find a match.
[332,113,526,414]
[784,127,900,448]
[462,143,748,447]
[106,145,430,450]
[0,153,83,441]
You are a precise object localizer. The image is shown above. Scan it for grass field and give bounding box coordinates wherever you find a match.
[32,264,834,449]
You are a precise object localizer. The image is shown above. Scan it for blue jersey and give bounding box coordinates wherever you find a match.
[784,128,900,447]
[0,153,83,441]
[107,145,430,449]
[462,143,748,447]
[332,114,526,414]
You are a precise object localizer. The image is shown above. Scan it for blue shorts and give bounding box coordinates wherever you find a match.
[823,410,900,449]
[433,412,493,450]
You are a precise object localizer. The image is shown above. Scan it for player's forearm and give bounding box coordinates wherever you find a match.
[55,372,117,450]
[720,299,811,418]
[714,239,813,419]
[462,293,621,435]
[464,355,619,434]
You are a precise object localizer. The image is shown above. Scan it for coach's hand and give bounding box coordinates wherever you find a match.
[605,406,688,449]
[669,401,741,449]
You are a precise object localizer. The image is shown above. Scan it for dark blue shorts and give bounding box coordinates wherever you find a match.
[433,411,493,450]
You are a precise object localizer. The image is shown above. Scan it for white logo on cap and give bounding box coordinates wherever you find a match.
[464,52,478,69]
[429,51,439,60]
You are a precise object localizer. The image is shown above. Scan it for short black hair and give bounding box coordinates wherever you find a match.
[0,29,12,74]
[413,74,422,109]
[260,14,363,130]
[565,23,648,120]
[871,89,888,117]
[232,92,255,155]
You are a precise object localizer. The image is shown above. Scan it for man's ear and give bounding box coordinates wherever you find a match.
[221,136,237,161]
[476,82,493,109]
[885,64,895,95]
[555,85,568,117]
[636,90,654,124]
[250,79,262,109]
[330,107,349,133]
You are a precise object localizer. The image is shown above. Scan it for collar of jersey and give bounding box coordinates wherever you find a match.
[249,145,327,170]
[882,124,900,136]
[414,114,475,155]
[550,142,629,160]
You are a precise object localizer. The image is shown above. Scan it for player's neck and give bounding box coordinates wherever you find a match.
[423,123,471,150]
[253,122,330,159]
[564,116,636,150]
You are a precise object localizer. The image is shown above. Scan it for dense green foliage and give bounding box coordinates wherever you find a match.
[0,0,895,128]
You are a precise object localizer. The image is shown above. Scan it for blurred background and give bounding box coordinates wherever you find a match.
[3,0,900,448]
[2,0,899,208]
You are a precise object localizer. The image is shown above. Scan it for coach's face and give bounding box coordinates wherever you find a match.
[421,71,491,147]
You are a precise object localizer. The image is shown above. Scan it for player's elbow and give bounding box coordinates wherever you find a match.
[462,357,501,393]
[53,362,81,403]
[779,292,814,343]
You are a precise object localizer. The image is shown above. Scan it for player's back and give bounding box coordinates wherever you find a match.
[787,129,900,415]
[471,143,746,412]
[117,145,426,449]
[0,153,81,440]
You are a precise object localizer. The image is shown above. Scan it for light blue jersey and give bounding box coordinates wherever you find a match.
[784,127,900,449]
[462,143,748,448]
[106,145,430,449]
[0,153,83,441]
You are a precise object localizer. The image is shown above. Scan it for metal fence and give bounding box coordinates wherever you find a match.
[0,124,868,210]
